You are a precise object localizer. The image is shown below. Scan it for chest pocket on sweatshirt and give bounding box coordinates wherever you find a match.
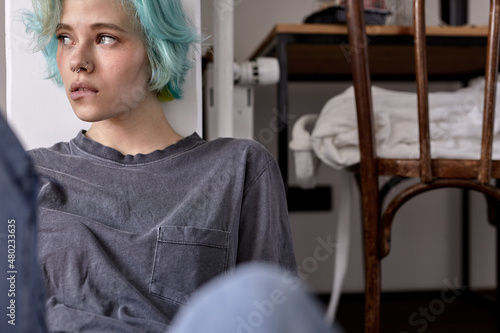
[149,225,229,305]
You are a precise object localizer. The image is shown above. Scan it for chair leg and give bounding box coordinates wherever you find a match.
[355,172,382,332]
[497,208,500,333]
[360,192,381,333]
[364,239,381,333]
[494,179,500,332]
[485,193,498,227]
[461,189,470,289]
[496,231,499,333]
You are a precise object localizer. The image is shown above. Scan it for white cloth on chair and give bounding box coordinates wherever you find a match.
[289,114,320,189]
[290,77,500,186]
[323,170,355,325]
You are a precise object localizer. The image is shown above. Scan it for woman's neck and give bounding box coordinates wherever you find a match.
[84,95,183,156]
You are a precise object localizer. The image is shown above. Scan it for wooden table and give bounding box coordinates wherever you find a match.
[250,24,490,211]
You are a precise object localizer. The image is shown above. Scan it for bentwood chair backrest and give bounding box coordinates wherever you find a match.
[345,0,500,331]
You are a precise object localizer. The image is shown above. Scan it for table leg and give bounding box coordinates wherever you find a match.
[497,180,500,332]
[276,35,291,189]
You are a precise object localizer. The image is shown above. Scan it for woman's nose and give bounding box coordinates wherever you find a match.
[69,46,94,74]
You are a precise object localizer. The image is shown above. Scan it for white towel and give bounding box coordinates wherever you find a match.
[307,78,500,172]
[289,115,320,189]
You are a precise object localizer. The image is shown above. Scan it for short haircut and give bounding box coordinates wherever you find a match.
[24,0,199,101]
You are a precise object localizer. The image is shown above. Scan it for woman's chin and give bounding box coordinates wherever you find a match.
[72,110,106,124]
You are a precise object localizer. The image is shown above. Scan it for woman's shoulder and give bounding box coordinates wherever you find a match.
[28,141,72,167]
[199,137,275,165]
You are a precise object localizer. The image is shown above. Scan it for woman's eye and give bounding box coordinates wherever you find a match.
[99,35,116,45]
[57,35,72,45]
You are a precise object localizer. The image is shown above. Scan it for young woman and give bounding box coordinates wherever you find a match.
[25,0,296,331]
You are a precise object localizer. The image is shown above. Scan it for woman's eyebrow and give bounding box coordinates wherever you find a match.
[55,23,128,33]
[90,23,128,33]
[55,23,72,32]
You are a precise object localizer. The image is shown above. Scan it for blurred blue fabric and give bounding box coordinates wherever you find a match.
[170,263,343,333]
[0,113,47,333]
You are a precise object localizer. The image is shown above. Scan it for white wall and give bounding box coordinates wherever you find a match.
[6,0,201,150]
[202,0,495,293]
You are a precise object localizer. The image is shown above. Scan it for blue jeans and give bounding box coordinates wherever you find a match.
[0,114,47,333]
[170,263,342,333]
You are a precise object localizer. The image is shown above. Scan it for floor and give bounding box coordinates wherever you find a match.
[320,290,498,333]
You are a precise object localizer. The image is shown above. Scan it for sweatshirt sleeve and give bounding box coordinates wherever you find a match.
[236,156,297,273]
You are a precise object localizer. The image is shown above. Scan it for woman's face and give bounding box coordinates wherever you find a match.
[56,0,152,123]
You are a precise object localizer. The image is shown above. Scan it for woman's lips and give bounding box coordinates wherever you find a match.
[70,89,98,100]
[70,82,99,101]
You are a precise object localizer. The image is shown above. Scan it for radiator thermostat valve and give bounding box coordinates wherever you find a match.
[234,57,280,86]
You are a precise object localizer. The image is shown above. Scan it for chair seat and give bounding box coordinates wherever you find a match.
[377,158,500,178]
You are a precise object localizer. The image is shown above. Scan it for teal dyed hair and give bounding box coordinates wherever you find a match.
[24,0,199,101]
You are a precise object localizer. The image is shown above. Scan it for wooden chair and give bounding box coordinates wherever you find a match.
[344,0,500,332]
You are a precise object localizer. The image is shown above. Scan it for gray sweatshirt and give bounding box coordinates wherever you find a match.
[29,131,296,332]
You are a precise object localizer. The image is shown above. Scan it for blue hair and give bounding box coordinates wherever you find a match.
[24,0,199,101]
